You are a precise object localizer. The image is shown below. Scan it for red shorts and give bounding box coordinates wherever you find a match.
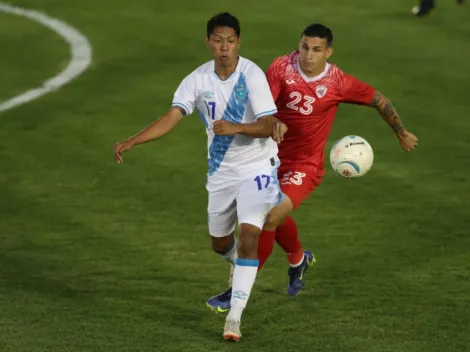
[278,165,323,209]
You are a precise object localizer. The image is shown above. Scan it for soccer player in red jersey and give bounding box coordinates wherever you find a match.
[207,23,418,312]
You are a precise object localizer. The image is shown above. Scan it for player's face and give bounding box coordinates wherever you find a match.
[206,26,240,68]
[298,36,333,76]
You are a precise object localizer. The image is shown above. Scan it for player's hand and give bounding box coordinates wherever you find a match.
[272,121,288,144]
[397,130,418,152]
[213,120,240,136]
[114,139,135,164]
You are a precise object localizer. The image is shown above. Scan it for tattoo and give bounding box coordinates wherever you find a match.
[368,92,381,107]
[368,91,405,135]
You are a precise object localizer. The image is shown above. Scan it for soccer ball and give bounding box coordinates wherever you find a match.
[330,135,374,178]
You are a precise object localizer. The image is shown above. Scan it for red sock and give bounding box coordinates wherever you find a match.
[257,230,276,271]
[275,216,304,266]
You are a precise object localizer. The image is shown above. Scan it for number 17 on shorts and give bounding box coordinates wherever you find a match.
[254,174,271,190]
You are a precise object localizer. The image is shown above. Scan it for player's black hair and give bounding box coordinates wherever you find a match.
[206,12,240,38]
[302,24,333,46]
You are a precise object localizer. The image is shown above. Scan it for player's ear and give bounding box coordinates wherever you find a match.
[237,35,241,49]
[205,35,210,48]
[326,47,334,59]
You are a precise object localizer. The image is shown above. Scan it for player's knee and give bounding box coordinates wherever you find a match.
[264,198,293,230]
[264,211,282,230]
[211,234,234,254]
[237,223,261,258]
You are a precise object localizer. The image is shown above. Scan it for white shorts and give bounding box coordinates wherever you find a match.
[207,157,283,237]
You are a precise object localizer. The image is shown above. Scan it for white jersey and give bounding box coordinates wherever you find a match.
[172,56,278,180]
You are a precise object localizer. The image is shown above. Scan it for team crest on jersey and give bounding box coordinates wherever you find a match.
[315,85,327,98]
[202,90,214,99]
[235,85,247,101]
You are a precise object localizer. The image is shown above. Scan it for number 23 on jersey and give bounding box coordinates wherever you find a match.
[286,92,316,115]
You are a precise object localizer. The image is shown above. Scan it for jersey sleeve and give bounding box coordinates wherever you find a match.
[172,72,197,116]
[246,65,278,119]
[266,58,283,102]
[340,73,376,105]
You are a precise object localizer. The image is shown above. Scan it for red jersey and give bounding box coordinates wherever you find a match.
[266,51,375,174]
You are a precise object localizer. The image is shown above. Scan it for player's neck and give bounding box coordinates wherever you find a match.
[300,62,327,79]
[214,56,239,80]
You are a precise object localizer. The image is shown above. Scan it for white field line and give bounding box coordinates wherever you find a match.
[0,3,92,113]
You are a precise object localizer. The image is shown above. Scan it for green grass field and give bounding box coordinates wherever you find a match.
[1,0,470,351]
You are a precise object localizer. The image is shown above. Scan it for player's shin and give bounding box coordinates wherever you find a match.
[258,200,292,270]
[275,216,304,266]
[227,224,259,323]
[257,230,276,271]
[228,258,258,322]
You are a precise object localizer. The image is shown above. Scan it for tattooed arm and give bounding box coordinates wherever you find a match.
[368,91,406,135]
[368,91,418,151]
[340,73,418,151]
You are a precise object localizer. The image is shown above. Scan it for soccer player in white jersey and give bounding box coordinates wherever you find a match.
[114,12,286,341]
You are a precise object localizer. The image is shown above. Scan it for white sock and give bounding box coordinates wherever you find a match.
[220,237,238,266]
[227,258,259,322]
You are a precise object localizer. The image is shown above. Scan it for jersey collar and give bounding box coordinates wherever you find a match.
[296,57,330,83]
[212,56,241,81]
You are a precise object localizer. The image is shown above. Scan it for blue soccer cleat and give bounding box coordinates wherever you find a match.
[287,251,315,297]
[206,287,232,313]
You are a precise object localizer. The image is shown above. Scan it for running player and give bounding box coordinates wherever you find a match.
[114,12,286,341]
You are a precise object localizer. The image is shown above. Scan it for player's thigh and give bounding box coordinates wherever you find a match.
[236,169,283,231]
[278,166,322,209]
[207,182,238,237]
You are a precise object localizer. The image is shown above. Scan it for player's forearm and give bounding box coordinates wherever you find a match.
[368,91,406,136]
[129,114,180,146]
[237,116,273,138]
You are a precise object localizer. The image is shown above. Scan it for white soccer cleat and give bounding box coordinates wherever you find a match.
[223,318,241,342]
[228,264,234,287]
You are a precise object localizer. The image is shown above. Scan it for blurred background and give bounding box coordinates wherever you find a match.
[1,0,469,351]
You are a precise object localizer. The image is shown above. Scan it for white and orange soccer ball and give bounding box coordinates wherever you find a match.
[330,135,374,178]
